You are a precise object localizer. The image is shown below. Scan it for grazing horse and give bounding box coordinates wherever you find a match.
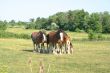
[31,31,47,53]
[47,29,72,54]
[57,33,73,54]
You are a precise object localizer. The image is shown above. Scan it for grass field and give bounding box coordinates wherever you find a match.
[6,28,89,40]
[0,28,110,73]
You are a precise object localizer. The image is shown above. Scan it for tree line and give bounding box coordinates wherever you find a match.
[0,9,110,33]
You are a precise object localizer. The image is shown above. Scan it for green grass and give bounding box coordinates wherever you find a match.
[6,28,39,35]
[0,38,110,73]
[6,28,110,40]
[0,27,110,73]
[6,28,88,40]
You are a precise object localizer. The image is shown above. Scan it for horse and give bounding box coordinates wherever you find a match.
[57,32,73,54]
[31,31,47,53]
[46,31,58,53]
[47,29,72,54]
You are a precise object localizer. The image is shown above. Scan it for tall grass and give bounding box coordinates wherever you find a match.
[0,30,30,39]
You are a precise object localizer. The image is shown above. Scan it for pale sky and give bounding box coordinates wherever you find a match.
[0,0,110,21]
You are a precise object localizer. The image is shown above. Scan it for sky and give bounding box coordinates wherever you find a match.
[0,0,110,21]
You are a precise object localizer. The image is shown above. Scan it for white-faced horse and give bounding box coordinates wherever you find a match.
[47,29,73,54]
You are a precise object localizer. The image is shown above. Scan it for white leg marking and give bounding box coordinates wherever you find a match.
[60,32,63,41]
[67,40,71,54]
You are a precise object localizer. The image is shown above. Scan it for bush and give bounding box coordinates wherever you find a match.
[88,30,97,40]
[18,33,30,39]
[75,28,80,32]
[97,33,103,40]
[0,21,7,30]
[88,29,104,40]
[75,28,85,33]
[50,23,59,30]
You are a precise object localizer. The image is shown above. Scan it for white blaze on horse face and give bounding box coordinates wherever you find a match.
[60,32,63,41]
[43,34,46,42]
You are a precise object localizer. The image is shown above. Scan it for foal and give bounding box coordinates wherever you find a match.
[31,31,47,53]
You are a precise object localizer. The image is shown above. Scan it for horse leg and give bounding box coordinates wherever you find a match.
[64,44,66,54]
[60,45,63,55]
[40,43,44,53]
[33,43,36,52]
[47,43,51,53]
[65,44,68,54]
[67,45,71,54]
[61,44,65,54]
[47,43,49,53]
[53,43,58,55]
[56,44,60,54]
[36,43,40,52]
[48,43,54,54]
[42,43,45,53]
[50,43,54,53]
[70,48,73,54]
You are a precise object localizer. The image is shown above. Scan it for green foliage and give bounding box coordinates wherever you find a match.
[0,21,7,30]
[88,30,96,40]
[102,12,110,33]
[25,22,35,29]
[75,28,85,33]
[97,33,103,40]
[50,22,59,30]
[88,29,104,40]
[35,17,48,29]
[0,9,110,33]
[9,20,16,27]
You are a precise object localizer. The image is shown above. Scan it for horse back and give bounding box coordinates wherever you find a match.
[47,31,58,44]
[31,32,43,44]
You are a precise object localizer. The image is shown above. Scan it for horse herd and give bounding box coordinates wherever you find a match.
[31,29,73,54]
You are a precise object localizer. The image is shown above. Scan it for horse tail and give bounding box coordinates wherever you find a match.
[31,32,37,44]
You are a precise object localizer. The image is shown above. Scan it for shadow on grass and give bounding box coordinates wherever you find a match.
[22,49,33,52]
[22,49,50,54]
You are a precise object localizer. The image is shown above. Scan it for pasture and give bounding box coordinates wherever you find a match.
[0,28,110,73]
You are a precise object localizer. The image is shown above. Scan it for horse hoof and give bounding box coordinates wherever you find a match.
[53,51,58,55]
[33,50,36,53]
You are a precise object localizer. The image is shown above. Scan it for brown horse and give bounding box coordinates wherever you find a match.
[47,29,72,54]
[31,31,47,53]
[57,33,73,54]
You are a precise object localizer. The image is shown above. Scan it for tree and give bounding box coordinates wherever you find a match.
[101,11,110,33]
[88,13,102,33]
[9,20,16,27]
[50,22,59,30]
[35,17,48,29]
[67,10,75,31]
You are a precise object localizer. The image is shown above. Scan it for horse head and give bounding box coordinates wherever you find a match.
[56,29,67,42]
